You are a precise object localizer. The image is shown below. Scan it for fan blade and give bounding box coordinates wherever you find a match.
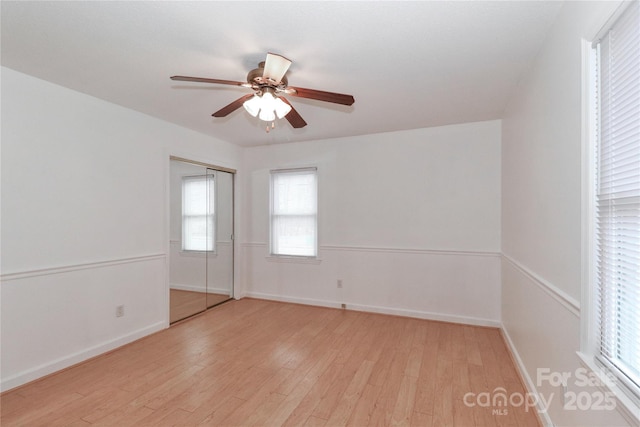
[171,76,250,87]
[262,53,292,84]
[279,97,307,128]
[212,94,255,117]
[288,87,355,106]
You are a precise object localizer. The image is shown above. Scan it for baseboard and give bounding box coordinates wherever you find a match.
[243,291,501,327]
[346,301,500,327]
[171,283,206,293]
[501,325,554,427]
[0,321,166,392]
[170,283,229,295]
[244,292,342,310]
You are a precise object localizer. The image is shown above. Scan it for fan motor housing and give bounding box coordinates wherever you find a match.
[247,66,287,88]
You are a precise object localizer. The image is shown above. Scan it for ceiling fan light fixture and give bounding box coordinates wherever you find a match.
[242,95,261,117]
[259,107,276,122]
[274,97,292,119]
[243,90,291,122]
[258,91,277,121]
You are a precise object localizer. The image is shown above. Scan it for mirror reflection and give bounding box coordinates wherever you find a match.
[169,159,233,323]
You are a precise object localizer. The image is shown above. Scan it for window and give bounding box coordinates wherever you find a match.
[591,0,640,401]
[182,174,215,251]
[270,168,318,257]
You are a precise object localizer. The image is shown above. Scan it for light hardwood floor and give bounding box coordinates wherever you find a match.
[1,299,541,426]
[170,289,232,323]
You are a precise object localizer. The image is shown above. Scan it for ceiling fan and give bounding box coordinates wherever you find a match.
[170,53,355,130]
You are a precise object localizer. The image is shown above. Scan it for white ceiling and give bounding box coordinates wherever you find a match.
[1,1,562,147]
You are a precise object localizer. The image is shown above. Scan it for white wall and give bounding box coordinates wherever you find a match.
[1,68,501,390]
[501,2,633,426]
[241,120,502,326]
[0,67,241,391]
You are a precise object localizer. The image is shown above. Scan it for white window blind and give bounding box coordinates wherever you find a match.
[270,168,317,257]
[182,175,215,251]
[594,0,640,398]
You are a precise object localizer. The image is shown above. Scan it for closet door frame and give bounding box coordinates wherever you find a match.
[166,155,236,326]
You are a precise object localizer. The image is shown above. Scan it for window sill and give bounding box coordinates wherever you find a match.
[265,255,322,265]
[576,351,640,425]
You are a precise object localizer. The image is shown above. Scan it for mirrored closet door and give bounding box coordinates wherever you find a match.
[169,158,234,323]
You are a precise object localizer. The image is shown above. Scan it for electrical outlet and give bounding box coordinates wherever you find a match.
[116,305,125,317]
[337,279,343,288]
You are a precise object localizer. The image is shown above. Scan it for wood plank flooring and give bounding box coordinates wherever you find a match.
[1,299,541,426]
[170,289,231,323]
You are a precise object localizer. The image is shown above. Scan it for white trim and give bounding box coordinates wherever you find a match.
[0,321,166,392]
[583,1,640,414]
[269,166,318,174]
[580,36,599,357]
[170,283,231,295]
[242,242,267,248]
[577,352,640,426]
[170,240,232,246]
[242,242,500,258]
[170,283,207,293]
[269,167,319,259]
[243,291,501,328]
[244,292,340,310]
[0,254,166,282]
[322,244,500,258]
[592,1,636,46]
[177,250,218,258]
[502,254,580,317]
[167,151,238,175]
[265,255,322,265]
[501,326,554,427]
[346,301,500,327]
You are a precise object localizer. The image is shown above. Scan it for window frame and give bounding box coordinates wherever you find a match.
[269,167,318,258]
[581,1,640,423]
[181,173,216,253]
